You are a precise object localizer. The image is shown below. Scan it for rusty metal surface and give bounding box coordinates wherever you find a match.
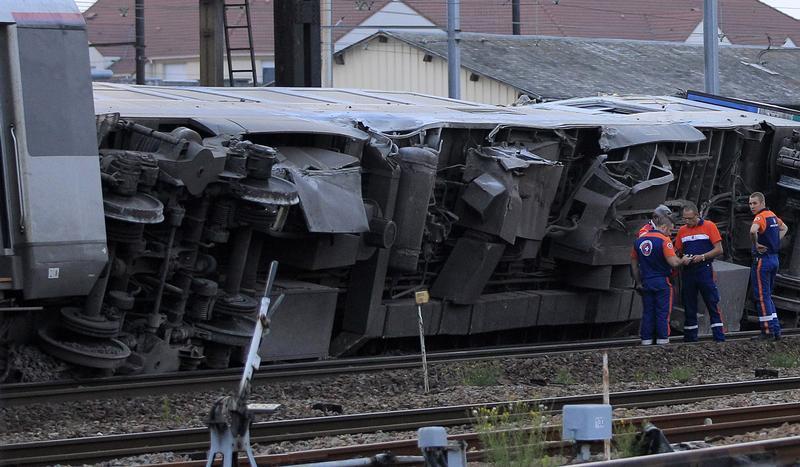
[7,396,800,465]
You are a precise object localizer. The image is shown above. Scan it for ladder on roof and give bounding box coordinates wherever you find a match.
[222,0,258,86]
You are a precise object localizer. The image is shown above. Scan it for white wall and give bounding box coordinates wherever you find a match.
[144,55,274,84]
[333,36,520,105]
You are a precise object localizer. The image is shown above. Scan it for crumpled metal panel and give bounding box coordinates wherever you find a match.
[599,123,705,151]
[555,157,630,252]
[277,146,360,170]
[461,173,506,220]
[188,115,370,141]
[287,167,369,233]
[430,237,506,305]
[457,146,563,243]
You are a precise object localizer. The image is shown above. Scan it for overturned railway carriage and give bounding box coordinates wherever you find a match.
[2,1,800,376]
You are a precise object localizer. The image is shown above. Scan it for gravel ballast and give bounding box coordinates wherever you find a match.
[3,337,800,464]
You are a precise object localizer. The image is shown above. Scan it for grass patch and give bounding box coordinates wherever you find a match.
[613,420,641,459]
[632,370,658,383]
[474,403,560,466]
[160,395,174,422]
[769,351,800,368]
[668,366,695,383]
[553,368,575,385]
[460,361,503,387]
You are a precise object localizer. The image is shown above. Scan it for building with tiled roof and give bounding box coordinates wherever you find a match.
[84,0,800,84]
[332,31,800,106]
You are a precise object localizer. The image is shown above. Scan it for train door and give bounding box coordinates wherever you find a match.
[0,18,21,289]
[0,2,108,299]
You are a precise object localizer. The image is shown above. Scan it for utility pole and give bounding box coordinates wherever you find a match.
[199,0,225,86]
[135,0,145,84]
[512,0,521,35]
[321,0,333,87]
[274,0,321,87]
[703,0,720,94]
[447,0,460,99]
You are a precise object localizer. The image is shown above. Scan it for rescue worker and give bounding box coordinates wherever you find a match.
[674,202,725,342]
[631,216,682,345]
[749,192,788,340]
[638,204,673,237]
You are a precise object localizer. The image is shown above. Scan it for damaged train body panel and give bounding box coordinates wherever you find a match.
[9,0,800,377]
[80,85,800,369]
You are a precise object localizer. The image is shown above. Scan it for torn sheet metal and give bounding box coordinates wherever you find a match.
[287,167,369,233]
[462,173,506,220]
[476,146,558,170]
[277,146,360,170]
[457,146,563,243]
[599,123,705,151]
[554,157,631,252]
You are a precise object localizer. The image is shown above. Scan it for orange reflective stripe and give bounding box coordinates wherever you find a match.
[711,269,726,332]
[756,259,769,333]
[666,277,673,337]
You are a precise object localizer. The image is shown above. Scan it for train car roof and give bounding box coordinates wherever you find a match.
[93,84,800,140]
[0,1,84,28]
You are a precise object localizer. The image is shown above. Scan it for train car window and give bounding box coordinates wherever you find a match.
[16,27,96,158]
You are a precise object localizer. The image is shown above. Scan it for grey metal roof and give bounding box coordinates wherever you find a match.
[369,31,800,106]
[93,84,800,138]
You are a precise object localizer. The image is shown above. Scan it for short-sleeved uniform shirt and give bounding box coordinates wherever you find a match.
[638,220,656,237]
[674,219,722,257]
[753,209,784,255]
[631,231,677,280]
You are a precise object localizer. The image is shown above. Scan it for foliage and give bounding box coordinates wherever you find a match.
[160,395,172,422]
[553,368,575,385]
[769,351,800,368]
[461,361,504,387]
[632,370,658,383]
[474,403,559,466]
[612,419,641,459]
[668,366,694,383]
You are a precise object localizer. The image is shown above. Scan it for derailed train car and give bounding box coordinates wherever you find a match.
[2,1,800,376]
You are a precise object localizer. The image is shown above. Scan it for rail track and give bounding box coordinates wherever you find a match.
[581,436,800,466]
[2,329,792,407]
[5,378,800,465]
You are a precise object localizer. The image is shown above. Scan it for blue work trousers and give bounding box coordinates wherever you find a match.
[752,254,781,337]
[681,263,725,342]
[641,276,672,345]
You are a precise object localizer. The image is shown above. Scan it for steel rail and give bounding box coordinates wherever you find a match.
[2,329,790,407]
[5,380,800,465]
[580,435,800,466]
[43,402,800,467]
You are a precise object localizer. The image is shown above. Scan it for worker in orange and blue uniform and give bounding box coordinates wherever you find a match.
[674,202,725,342]
[749,192,788,340]
[637,204,673,237]
[631,216,682,345]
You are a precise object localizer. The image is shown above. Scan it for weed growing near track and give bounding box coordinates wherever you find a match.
[613,419,641,459]
[632,370,658,382]
[460,361,503,386]
[769,351,800,368]
[668,366,694,383]
[553,368,575,385]
[474,403,561,466]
